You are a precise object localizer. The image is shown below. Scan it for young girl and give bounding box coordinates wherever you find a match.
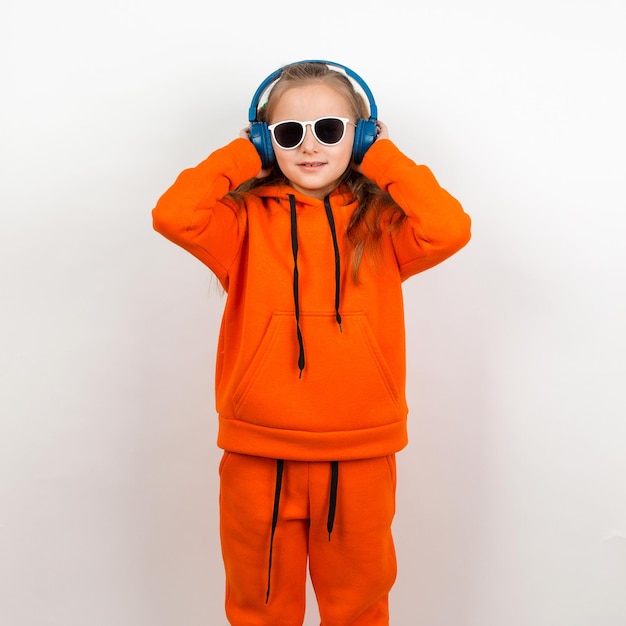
[153,60,471,626]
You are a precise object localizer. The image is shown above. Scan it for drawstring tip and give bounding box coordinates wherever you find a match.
[336,313,343,333]
[297,348,305,378]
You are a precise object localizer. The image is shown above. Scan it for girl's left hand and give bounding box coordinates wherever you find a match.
[374,120,389,141]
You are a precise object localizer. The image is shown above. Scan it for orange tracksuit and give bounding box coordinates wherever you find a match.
[153,137,471,624]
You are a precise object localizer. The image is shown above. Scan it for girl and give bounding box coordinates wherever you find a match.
[153,60,471,626]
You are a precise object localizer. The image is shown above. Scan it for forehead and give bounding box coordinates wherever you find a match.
[269,83,353,122]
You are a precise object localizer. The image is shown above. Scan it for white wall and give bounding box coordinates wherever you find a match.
[2,0,625,624]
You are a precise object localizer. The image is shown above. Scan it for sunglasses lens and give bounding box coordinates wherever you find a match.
[273,122,304,149]
[314,118,345,144]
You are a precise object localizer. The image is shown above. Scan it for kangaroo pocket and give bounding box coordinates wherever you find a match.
[232,312,402,432]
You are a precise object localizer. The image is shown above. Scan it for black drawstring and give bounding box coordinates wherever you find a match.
[323,196,343,332]
[327,461,339,540]
[266,459,284,604]
[289,195,305,378]
[288,193,343,376]
[265,460,339,601]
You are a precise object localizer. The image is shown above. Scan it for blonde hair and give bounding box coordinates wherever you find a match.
[232,62,406,281]
[262,62,369,123]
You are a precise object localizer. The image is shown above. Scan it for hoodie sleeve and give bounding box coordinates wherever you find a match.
[360,139,471,280]
[152,138,262,286]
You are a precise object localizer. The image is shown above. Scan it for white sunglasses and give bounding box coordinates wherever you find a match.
[267,116,356,150]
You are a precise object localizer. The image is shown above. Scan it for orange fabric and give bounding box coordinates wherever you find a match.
[219,452,397,626]
[153,137,471,461]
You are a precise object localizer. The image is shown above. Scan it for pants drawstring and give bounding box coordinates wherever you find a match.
[265,459,339,603]
[327,461,339,540]
[266,459,284,604]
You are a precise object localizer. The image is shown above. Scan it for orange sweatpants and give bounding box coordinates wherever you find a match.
[219,452,397,626]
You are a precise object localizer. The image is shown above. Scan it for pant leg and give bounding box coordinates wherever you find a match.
[308,455,397,626]
[219,452,309,626]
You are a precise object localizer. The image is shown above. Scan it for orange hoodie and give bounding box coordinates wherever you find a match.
[153,138,471,461]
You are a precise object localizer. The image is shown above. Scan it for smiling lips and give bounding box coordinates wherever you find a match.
[300,161,325,168]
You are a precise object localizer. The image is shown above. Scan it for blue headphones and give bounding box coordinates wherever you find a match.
[248,60,378,169]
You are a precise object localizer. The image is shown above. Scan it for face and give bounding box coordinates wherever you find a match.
[268,83,355,200]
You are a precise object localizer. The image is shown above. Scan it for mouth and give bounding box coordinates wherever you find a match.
[299,161,326,169]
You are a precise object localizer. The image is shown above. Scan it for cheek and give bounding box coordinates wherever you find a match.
[336,141,355,166]
[341,131,356,161]
[273,148,294,169]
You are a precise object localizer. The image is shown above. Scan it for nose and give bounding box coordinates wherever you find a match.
[300,123,318,150]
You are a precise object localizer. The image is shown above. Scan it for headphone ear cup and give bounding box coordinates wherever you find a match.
[249,121,274,169]
[352,118,377,164]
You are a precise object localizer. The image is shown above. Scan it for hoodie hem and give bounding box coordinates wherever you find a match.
[217,417,408,461]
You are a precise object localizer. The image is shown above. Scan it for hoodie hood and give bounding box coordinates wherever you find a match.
[249,181,353,206]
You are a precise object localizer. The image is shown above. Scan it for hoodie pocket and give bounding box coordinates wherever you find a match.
[232,312,403,432]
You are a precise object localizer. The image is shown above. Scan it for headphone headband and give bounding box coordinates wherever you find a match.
[248,60,378,123]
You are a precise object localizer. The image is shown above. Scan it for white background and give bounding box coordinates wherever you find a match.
[2,0,625,624]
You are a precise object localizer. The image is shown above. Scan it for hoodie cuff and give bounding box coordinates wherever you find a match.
[359,139,418,192]
[218,137,263,189]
